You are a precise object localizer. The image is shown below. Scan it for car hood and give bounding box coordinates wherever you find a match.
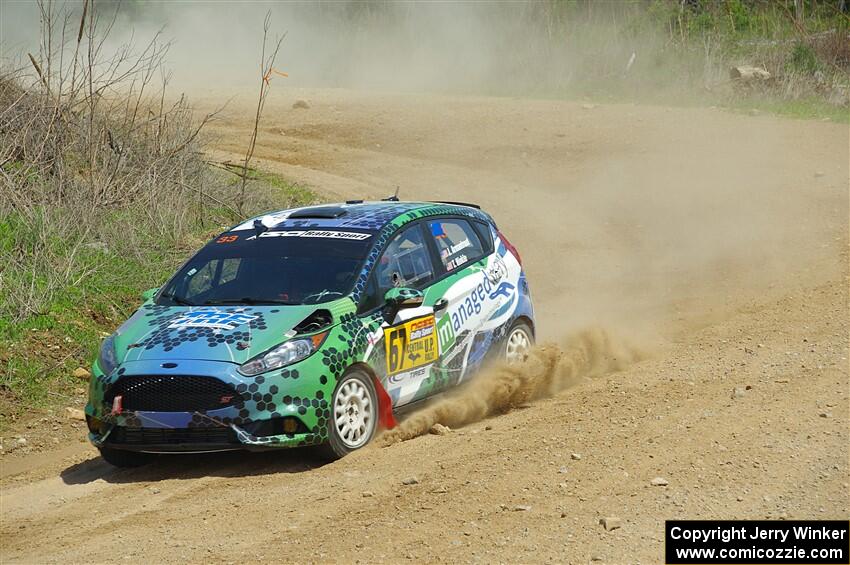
[112,302,345,367]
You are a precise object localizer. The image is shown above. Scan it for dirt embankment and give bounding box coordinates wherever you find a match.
[1,90,847,563]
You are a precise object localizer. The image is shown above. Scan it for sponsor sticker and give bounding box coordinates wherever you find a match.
[488,281,515,300]
[449,275,516,333]
[388,365,428,385]
[436,314,456,353]
[384,315,439,376]
[249,230,371,241]
[486,254,507,284]
[168,309,257,330]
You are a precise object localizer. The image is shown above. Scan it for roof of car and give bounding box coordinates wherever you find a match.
[228,200,492,233]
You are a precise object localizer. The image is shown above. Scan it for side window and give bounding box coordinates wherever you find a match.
[377,224,434,290]
[428,219,485,273]
[359,224,435,313]
[472,220,494,254]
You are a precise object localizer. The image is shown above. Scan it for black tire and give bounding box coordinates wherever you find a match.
[317,369,379,461]
[504,319,534,363]
[98,446,154,468]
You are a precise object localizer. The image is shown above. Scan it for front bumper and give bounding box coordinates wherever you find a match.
[89,422,321,453]
[89,412,324,452]
[87,358,332,452]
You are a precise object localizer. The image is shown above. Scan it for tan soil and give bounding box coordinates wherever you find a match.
[1,89,847,564]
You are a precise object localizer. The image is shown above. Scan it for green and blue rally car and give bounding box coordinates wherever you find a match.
[86,200,535,466]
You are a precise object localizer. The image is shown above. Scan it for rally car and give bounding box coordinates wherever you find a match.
[86,200,535,466]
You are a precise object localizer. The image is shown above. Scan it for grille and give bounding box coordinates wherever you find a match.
[108,426,238,446]
[105,375,238,412]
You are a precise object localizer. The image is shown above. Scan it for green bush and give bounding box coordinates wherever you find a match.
[788,42,821,74]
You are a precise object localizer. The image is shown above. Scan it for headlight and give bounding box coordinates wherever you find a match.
[238,332,328,376]
[98,335,118,375]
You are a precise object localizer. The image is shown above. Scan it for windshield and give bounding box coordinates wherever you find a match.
[157,229,374,306]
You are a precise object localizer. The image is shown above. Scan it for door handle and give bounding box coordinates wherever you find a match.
[434,299,449,312]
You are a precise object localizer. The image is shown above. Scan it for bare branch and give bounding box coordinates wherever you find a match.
[238,11,286,214]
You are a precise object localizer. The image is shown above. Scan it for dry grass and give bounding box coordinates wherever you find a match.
[0,1,259,322]
[0,3,317,416]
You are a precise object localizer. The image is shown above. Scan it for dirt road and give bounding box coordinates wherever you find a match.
[2,90,847,563]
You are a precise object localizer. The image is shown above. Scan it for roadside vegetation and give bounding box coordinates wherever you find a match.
[307,0,849,119]
[0,2,316,425]
[492,1,849,119]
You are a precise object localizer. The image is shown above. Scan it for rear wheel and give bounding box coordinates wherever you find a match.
[505,320,534,364]
[98,446,154,468]
[318,369,378,460]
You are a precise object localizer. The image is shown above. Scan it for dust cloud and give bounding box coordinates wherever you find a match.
[0,2,695,98]
[379,328,643,445]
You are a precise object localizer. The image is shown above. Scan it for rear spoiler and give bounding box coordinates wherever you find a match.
[431,200,481,210]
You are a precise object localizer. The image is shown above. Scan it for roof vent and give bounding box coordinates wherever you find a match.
[289,206,348,219]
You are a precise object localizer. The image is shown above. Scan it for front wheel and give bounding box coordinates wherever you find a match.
[505,320,534,364]
[98,446,154,468]
[318,369,378,460]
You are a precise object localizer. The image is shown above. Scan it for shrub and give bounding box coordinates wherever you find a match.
[788,42,821,74]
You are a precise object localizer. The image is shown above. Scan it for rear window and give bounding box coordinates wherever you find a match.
[157,229,374,306]
[428,219,486,272]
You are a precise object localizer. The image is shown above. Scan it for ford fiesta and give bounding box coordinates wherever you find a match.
[87,201,535,466]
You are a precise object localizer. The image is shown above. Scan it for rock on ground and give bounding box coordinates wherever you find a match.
[65,408,85,421]
[429,424,451,435]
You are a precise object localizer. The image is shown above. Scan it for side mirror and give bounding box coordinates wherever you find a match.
[383,287,424,308]
[140,287,159,302]
[382,287,425,323]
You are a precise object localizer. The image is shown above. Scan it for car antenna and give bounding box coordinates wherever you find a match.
[382,186,400,202]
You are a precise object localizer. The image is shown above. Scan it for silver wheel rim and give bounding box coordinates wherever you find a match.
[333,379,374,449]
[506,326,532,364]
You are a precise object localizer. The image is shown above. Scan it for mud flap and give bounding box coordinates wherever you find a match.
[371,375,397,430]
